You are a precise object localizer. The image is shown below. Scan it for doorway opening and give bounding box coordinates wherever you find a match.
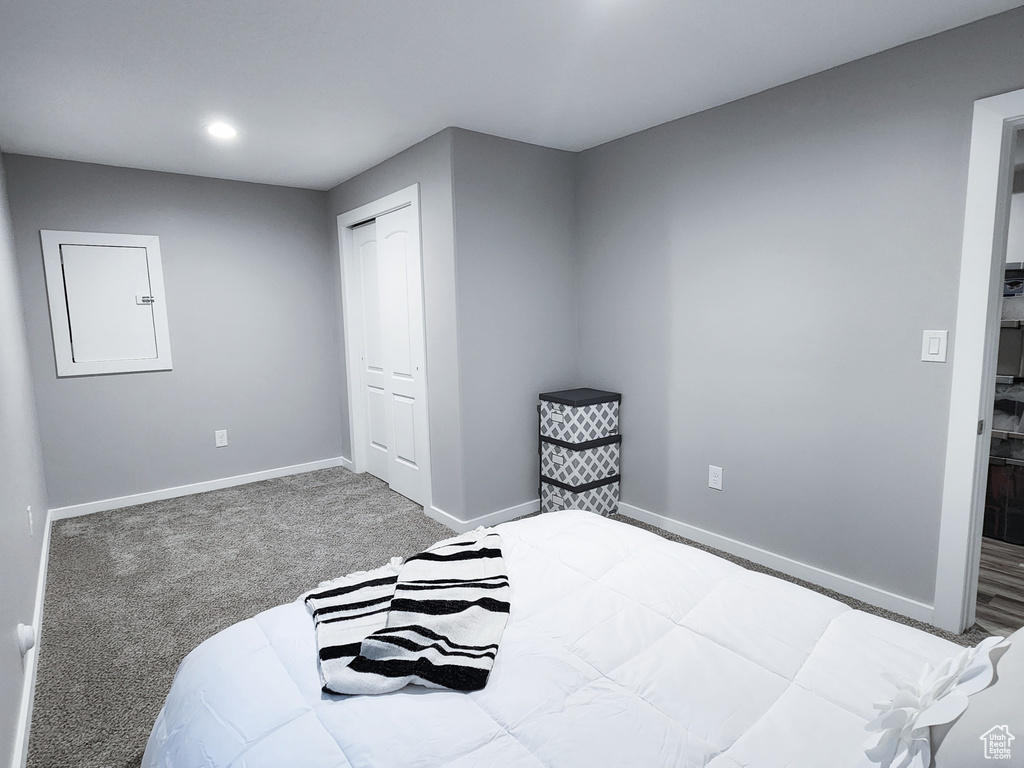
[936,89,1024,633]
[977,130,1024,637]
[337,184,432,510]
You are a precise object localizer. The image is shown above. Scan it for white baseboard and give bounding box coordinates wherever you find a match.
[618,502,935,625]
[340,456,355,471]
[11,508,52,768]
[48,457,347,520]
[426,498,538,533]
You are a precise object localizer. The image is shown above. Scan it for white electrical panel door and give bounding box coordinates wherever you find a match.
[60,245,157,362]
[41,230,172,376]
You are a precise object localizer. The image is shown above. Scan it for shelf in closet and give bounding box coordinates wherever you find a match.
[991,429,1024,440]
[989,456,1024,467]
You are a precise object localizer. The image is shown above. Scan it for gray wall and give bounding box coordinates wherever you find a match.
[575,9,1024,605]
[4,155,342,509]
[327,130,466,518]
[328,129,579,521]
[450,129,578,515]
[0,154,49,767]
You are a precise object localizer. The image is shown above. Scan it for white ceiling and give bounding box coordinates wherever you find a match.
[1,0,1021,191]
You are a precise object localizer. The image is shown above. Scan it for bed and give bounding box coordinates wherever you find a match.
[142,510,1017,768]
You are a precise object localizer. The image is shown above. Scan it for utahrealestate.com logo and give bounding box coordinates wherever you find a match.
[981,725,1015,760]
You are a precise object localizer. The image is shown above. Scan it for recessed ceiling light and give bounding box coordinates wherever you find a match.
[205,122,237,140]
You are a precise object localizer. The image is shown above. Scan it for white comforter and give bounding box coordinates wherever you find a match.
[143,510,960,768]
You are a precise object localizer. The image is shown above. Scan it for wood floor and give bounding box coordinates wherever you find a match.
[976,535,1024,637]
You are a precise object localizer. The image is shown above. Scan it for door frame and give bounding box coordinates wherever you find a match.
[337,183,432,508]
[935,89,1024,632]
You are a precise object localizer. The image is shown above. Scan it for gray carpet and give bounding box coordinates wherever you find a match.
[28,468,989,767]
[28,467,452,768]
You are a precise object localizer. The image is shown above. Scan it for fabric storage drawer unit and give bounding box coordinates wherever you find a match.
[539,388,620,516]
[541,477,621,516]
[541,439,620,487]
[540,392,619,443]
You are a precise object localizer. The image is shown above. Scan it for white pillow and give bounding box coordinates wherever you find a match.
[865,634,1014,768]
[930,626,1024,767]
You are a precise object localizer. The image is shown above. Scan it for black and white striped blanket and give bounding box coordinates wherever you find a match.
[303,530,510,695]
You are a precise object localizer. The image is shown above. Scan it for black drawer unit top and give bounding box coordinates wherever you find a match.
[539,388,621,407]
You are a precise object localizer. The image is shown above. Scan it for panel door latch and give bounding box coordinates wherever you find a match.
[978,419,985,436]
[136,295,156,305]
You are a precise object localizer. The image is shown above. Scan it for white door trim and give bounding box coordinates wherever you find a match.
[935,89,1024,632]
[337,184,432,507]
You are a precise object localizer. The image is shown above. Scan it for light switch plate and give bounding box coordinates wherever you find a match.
[921,330,948,363]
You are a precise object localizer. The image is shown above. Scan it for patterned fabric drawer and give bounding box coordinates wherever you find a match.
[539,399,619,443]
[541,479,619,516]
[541,439,620,487]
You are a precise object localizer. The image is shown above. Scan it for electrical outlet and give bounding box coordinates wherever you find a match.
[27,505,33,536]
[215,429,228,448]
[708,465,723,491]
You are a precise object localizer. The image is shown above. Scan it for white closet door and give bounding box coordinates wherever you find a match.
[353,221,390,481]
[375,204,430,506]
